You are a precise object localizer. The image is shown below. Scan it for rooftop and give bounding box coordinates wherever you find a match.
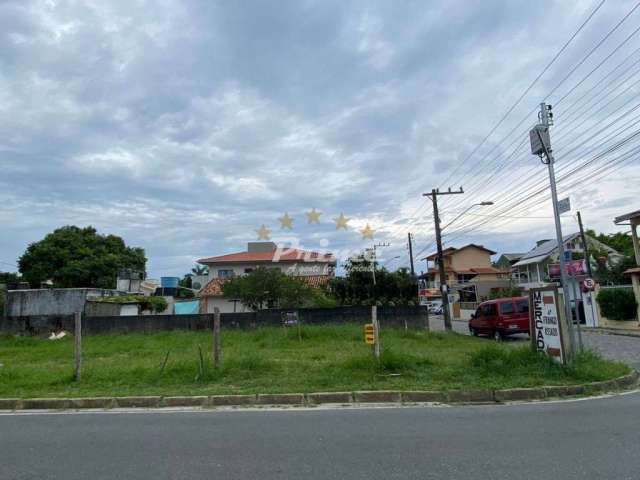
[615,209,640,224]
[424,244,496,261]
[501,253,525,261]
[198,242,335,265]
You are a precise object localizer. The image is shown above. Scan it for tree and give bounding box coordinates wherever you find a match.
[18,226,146,289]
[191,265,209,276]
[329,254,418,306]
[487,286,523,300]
[586,229,634,257]
[221,267,314,310]
[594,256,636,286]
[179,274,193,289]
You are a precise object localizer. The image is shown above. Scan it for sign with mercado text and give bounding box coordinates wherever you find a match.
[529,287,566,365]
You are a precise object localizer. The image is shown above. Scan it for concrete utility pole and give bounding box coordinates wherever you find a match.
[577,211,593,278]
[529,103,576,355]
[369,242,390,286]
[577,210,597,332]
[423,187,464,331]
[408,233,415,277]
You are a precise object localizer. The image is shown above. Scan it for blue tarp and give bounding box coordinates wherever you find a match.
[174,300,199,315]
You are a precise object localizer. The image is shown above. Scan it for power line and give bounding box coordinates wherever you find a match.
[554,20,640,106]
[444,141,640,242]
[442,130,640,240]
[556,46,640,121]
[449,90,640,222]
[445,2,640,213]
[437,0,607,189]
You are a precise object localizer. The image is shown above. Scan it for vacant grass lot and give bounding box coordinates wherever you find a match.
[0,325,630,398]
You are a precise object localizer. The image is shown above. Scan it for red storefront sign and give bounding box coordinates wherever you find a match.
[548,259,586,278]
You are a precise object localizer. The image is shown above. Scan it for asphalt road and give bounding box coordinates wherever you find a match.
[2,391,640,480]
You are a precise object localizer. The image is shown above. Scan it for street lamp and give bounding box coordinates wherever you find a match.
[441,201,494,231]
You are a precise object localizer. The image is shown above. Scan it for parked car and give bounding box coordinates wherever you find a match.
[427,300,443,315]
[468,297,530,340]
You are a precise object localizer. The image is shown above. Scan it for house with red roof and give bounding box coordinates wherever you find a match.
[195,242,336,313]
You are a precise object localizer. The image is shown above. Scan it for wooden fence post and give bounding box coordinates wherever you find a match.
[74,311,82,381]
[213,307,221,369]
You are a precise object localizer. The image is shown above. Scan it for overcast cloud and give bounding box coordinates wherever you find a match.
[1,0,639,277]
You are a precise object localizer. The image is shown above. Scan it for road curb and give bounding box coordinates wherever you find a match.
[1,371,637,411]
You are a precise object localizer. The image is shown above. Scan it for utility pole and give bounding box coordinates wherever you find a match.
[577,210,596,331]
[530,103,576,355]
[408,233,415,277]
[366,242,390,306]
[423,187,464,331]
[577,211,593,278]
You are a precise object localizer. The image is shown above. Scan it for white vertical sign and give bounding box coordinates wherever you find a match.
[530,287,566,364]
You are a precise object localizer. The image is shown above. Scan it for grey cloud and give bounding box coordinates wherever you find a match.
[1,0,639,275]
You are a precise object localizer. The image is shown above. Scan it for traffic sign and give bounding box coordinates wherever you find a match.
[557,197,571,214]
[364,323,375,345]
[583,278,595,291]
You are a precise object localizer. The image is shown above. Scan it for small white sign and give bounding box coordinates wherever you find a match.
[530,288,566,364]
[557,197,571,215]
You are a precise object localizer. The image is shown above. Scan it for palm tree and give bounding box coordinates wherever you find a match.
[191,265,209,276]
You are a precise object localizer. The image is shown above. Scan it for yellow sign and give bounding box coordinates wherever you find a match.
[364,323,375,345]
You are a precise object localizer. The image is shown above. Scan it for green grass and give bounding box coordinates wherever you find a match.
[0,325,630,398]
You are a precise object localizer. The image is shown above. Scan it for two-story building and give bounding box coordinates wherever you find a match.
[512,232,622,290]
[420,244,511,307]
[196,241,336,313]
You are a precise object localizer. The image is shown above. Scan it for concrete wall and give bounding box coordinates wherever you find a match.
[202,296,251,314]
[449,247,492,271]
[5,289,116,317]
[1,306,429,336]
[85,301,127,317]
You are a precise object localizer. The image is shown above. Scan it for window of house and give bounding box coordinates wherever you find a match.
[244,268,254,274]
[217,269,234,279]
[500,302,514,315]
[516,299,529,313]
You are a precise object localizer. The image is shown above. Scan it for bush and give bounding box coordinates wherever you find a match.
[597,288,638,320]
[487,286,523,300]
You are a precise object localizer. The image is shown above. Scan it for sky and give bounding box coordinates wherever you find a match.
[1,0,639,278]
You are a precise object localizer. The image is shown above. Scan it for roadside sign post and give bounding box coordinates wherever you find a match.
[365,306,380,360]
[213,307,221,369]
[364,323,375,345]
[529,286,567,364]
